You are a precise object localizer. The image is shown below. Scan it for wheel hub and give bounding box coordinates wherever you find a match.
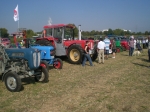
[7,77,17,90]
[70,49,80,61]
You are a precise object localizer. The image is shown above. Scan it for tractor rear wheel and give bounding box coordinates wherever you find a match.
[91,44,98,61]
[4,72,22,92]
[36,39,52,46]
[34,66,49,83]
[67,45,84,64]
[53,58,63,69]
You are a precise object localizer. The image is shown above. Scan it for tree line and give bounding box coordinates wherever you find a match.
[82,29,150,38]
[1,24,150,39]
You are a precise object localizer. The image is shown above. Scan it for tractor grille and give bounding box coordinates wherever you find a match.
[33,52,41,67]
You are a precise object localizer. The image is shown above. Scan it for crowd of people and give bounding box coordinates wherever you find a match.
[82,36,116,66]
[82,35,150,67]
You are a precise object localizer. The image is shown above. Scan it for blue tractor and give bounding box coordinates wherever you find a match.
[24,38,63,70]
[0,44,49,92]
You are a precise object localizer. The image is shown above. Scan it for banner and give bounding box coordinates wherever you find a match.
[14,5,19,21]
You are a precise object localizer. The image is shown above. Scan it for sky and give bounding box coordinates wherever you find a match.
[0,0,150,34]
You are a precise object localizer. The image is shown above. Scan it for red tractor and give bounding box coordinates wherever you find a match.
[36,24,98,64]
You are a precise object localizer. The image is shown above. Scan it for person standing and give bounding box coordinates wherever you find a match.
[111,39,116,58]
[148,36,150,62]
[97,38,105,64]
[82,41,94,66]
[128,38,134,56]
[143,38,146,49]
[103,36,110,59]
[134,38,137,50]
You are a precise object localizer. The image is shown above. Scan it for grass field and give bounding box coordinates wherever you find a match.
[0,49,150,112]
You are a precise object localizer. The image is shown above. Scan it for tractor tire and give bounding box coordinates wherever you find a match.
[4,72,22,92]
[53,58,63,69]
[40,60,49,71]
[91,44,98,61]
[34,66,49,83]
[67,44,84,64]
[36,39,52,46]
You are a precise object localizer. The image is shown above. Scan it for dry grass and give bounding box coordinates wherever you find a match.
[0,49,150,112]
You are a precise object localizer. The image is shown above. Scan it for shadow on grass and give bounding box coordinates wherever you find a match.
[55,56,70,63]
[0,75,2,80]
[136,57,149,62]
[132,62,149,68]
[55,56,83,65]
[120,53,129,56]
[21,77,36,85]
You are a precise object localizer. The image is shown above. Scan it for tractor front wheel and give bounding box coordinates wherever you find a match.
[34,66,49,83]
[4,72,22,92]
[53,58,63,69]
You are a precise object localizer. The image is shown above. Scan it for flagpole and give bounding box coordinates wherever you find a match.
[18,20,19,33]
[18,4,19,33]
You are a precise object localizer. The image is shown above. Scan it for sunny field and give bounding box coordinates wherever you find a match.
[0,49,150,112]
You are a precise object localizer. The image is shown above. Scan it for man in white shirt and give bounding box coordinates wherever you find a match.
[97,38,105,64]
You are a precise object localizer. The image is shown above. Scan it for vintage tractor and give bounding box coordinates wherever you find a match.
[35,24,98,64]
[30,45,63,69]
[0,44,49,92]
[22,37,63,69]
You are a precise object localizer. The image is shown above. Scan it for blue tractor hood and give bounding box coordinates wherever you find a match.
[5,48,41,70]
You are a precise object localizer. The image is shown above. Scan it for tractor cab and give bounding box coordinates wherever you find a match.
[40,24,74,44]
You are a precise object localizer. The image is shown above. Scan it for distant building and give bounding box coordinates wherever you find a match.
[123,29,131,32]
[102,29,131,32]
[102,29,108,32]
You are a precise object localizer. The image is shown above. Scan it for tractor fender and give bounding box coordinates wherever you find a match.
[66,43,80,54]
[2,70,12,81]
[40,63,46,68]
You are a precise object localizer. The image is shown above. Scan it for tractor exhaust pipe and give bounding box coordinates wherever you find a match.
[78,25,81,40]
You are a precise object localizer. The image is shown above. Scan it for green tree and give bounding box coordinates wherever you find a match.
[67,24,78,37]
[103,31,108,35]
[145,31,149,35]
[124,30,131,36]
[90,30,96,36]
[0,28,9,37]
[136,32,142,35]
[107,28,114,35]
[113,29,124,35]
[26,29,35,38]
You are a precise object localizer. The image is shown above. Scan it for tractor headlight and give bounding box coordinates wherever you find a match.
[33,51,41,67]
[37,52,40,66]
[33,52,36,67]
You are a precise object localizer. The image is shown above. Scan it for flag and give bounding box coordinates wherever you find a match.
[14,5,19,21]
